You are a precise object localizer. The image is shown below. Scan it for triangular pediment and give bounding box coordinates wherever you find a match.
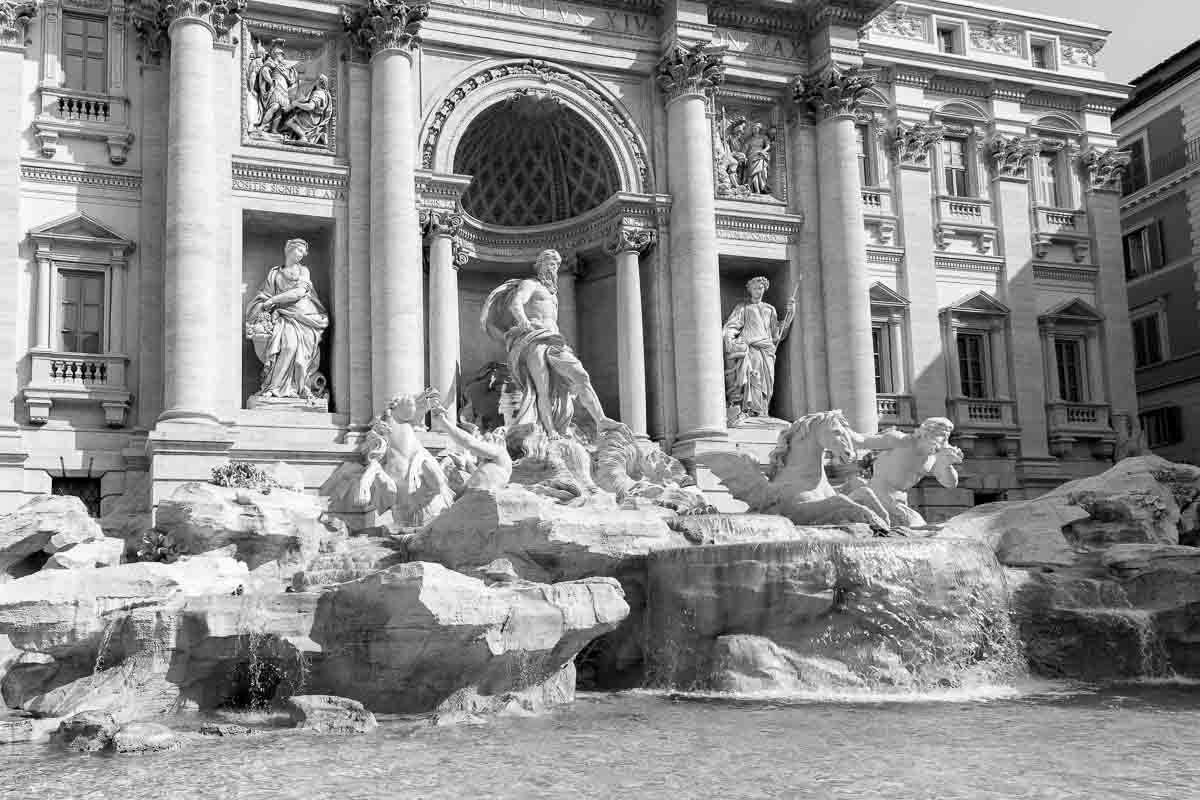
[29,213,133,251]
[942,290,1010,317]
[1040,298,1104,324]
[869,281,910,308]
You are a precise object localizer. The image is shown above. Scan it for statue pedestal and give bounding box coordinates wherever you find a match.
[247,394,329,413]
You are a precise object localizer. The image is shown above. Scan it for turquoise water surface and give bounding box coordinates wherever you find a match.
[3,682,1199,799]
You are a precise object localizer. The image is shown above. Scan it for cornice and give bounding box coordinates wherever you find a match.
[1033,263,1099,283]
[714,204,803,244]
[231,159,349,200]
[21,162,142,192]
[934,255,1004,273]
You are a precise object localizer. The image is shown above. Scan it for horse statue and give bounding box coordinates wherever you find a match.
[592,423,713,514]
[698,410,890,531]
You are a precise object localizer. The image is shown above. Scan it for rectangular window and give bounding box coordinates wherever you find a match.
[937,26,958,54]
[1125,139,1148,193]
[1038,152,1062,206]
[957,331,989,398]
[872,325,894,394]
[62,13,106,93]
[942,137,970,197]
[1031,42,1050,69]
[1054,338,1085,402]
[856,125,873,187]
[1140,407,1184,448]
[1131,313,1164,368]
[1123,222,1165,279]
[59,270,104,354]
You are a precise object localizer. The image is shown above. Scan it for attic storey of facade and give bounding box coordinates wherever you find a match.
[0,0,1139,518]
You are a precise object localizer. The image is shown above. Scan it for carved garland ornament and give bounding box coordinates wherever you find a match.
[892,121,945,167]
[656,42,726,102]
[422,59,651,194]
[1079,147,1131,192]
[342,0,428,61]
[0,0,37,46]
[793,66,876,120]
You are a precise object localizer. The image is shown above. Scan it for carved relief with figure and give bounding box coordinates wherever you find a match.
[246,37,334,148]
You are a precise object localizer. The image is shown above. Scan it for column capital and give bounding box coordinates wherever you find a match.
[159,0,246,39]
[0,0,36,50]
[342,0,429,62]
[792,65,877,122]
[657,42,725,104]
[1078,146,1131,194]
[419,208,462,239]
[989,134,1041,181]
[605,225,657,256]
[892,121,945,169]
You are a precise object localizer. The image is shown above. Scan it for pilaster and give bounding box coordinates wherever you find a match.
[786,117,825,414]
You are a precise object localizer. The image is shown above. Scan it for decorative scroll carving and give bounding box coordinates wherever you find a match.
[160,0,245,37]
[0,0,37,46]
[342,0,428,61]
[989,135,1041,179]
[1079,147,1131,192]
[604,225,655,255]
[892,121,945,168]
[969,22,1019,55]
[657,42,726,103]
[793,66,876,121]
[863,3,924,40]
[421,208,463,239]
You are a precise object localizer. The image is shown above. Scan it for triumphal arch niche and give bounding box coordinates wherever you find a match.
[418,59,663,438]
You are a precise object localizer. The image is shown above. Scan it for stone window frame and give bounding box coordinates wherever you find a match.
[869,281,909,396]
[1140,405,1184,448]
[1129,298,1169,368]
[939,291,1013,402]
[1122,220,1166,280]
[1028,35,1057,71]
[929,102,991,201]
[1037,299,1107,405]
[32,0,134,165]
[1027,114,1085,210]
[933,17,967,55]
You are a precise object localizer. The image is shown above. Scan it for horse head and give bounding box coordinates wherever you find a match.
[767,410,857,478]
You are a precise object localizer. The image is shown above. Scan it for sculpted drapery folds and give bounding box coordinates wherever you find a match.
[723,276,796,422]
[792,65,877,120]
[245,239,330,401]
[656,42,726,102]
[342,0,430,59]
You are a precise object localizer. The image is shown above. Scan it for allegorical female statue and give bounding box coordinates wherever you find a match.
[244,238,329,404]
[722,276,796,423]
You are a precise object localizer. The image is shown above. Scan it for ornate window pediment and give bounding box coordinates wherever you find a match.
[869,281,910,309]
[1038,298,1103,326]
[940,290,1009,319]
[29,212,131,248]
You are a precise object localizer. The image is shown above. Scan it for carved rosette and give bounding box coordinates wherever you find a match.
[793,66,876,121]
[604,225,656,256]
[989,135,1041,180]
[1079,147,1131,193]
[0,0,37,47]
[892,121,945,168]
[342,0,429,61]
[159,0,246,38]
[657,42,726,103]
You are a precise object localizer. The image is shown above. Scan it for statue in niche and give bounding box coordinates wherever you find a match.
[481,249,617,439]
[246,38,333,147]
[716,110,777,196]
[722,276,796,424]
[843,417,964,529]
[244,238,330,407]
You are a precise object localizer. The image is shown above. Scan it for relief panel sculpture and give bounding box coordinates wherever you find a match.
[243,31,337,153]
[715,105,782,200]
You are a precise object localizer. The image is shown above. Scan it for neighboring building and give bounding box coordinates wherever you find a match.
[0,0,1137,519]
[1112,40,1200,466]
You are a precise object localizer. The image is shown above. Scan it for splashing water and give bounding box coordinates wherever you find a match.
[93,617,118,675]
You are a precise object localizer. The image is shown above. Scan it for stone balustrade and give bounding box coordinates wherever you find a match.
[23,349,131,427]
[1046,400,1112,431]
[876,393,916,428]
[946,397,1017,430]
[936,195,994,228]
[34,87,133,164]
[861,188,894,217]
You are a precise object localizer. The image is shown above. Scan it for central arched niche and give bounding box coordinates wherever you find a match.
[453,92,620,227]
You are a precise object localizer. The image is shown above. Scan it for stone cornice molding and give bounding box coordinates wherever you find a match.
[657,42,726,104]
[893,121,945,168]
[989,134,1041,180]
[231,159,349,200]
[415,170,472,212]
[792,65,877,122]
[604,225,656,256]
[342,0,428,62]
[160,0,246,38]
[1078,146,1130,193]
[21,162,143,192]
[0,0,37,49]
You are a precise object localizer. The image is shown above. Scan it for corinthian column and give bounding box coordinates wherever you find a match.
[421,209,464,426]
[794,66,878,433]
[159,0,245,423]
[657,42,727,444]
[345,1,429,406]
[605,226,656,438]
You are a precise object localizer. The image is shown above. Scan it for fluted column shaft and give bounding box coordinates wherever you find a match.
[423,211,462,426]
[161,16,218,422]
[607,228,655,437]
[659,43,727,442]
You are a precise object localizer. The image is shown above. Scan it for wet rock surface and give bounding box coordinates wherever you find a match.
[286,695,377,735]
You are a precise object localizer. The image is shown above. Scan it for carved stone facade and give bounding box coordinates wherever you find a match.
[0,0,1139,516]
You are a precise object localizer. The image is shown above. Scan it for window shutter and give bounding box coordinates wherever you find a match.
[1147,221,1165,269]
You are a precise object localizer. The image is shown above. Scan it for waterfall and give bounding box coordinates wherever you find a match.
[93,617,118,674]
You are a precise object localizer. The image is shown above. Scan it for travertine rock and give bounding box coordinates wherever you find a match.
[0,496,105,581]
[99,473,153,559]
[286,694,377,734]
[51,710,119,752]
[667,514,867,546]
[112,721,183,753]
[44,537,124,571]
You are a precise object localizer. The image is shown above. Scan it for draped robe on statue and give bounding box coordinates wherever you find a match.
[246,265,329,398]
[723,301,781,417]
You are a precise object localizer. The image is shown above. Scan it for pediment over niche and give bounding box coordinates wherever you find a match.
[941,290,1010,317]
[869,281,909,308]
[1039,298,1104,324]
[29,212,135,253]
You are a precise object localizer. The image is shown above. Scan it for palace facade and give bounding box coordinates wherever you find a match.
[0,0,1138,518]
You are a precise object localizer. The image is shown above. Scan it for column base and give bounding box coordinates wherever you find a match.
[157,408,222,425]
[147,419,235,511]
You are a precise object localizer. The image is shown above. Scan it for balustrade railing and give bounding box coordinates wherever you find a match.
[947,397,1016,430]
[935,196,994,228]
[1046,401,1111,431]
[56,95,111,123]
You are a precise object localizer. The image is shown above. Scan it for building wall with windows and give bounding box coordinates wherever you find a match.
[1114,38,1200,465]
[0,0,1139,519]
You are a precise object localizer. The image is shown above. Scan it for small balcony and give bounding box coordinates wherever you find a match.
[1034,207,1089,237]
[861,188,894,217]
[946,397,1019,457]
[23,349,132,427]
[935,196,994,228]
[34,87,135,165]
[1046,401,1116,458]
[876,393,916,428]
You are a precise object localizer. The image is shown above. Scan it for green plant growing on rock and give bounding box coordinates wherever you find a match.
[211,462,279,494]
[138,529,179,563]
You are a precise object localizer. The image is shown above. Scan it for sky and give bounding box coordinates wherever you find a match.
[997,0,1199,83]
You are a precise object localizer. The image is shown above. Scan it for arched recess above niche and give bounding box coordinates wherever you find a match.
[419,59,654,196]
